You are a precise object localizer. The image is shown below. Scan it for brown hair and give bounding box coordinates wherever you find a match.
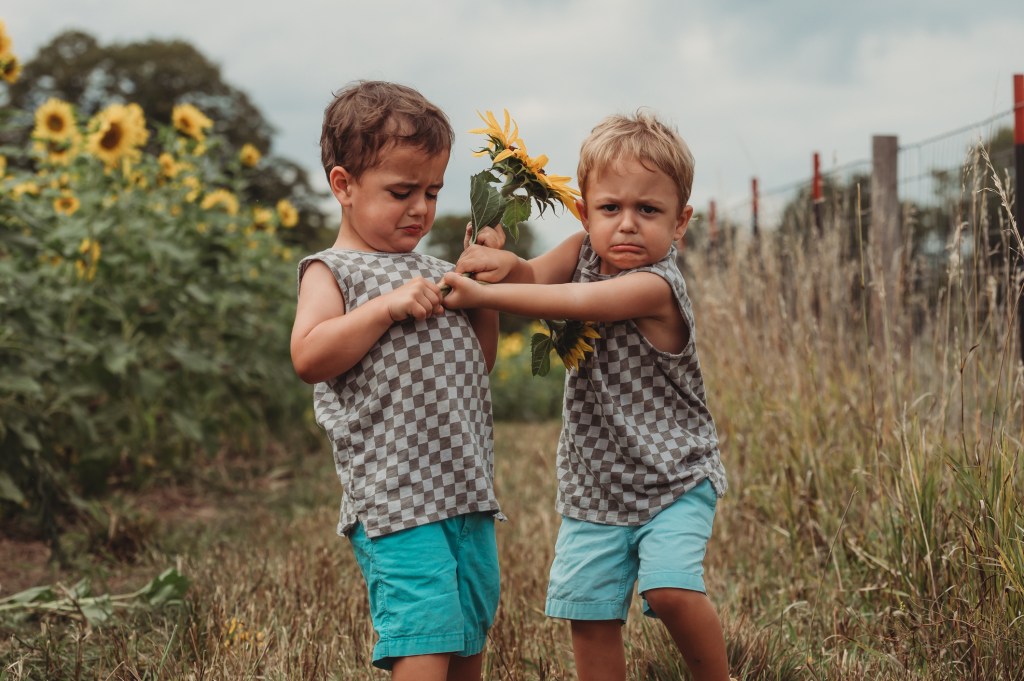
[577,109,695,208]
[320,80,454,181]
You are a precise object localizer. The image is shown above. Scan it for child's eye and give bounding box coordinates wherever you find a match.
[600,204,619,213]
[426,192,439,201]
[639,205,659,215]
[389,191,411,200]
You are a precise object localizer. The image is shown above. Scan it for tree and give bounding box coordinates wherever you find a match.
[3,30,329,246]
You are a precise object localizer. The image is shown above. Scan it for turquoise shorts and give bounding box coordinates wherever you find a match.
[546,478,717,622]
[349,513,499,670]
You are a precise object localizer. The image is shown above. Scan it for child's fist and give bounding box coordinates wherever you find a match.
[386,277,444,321]
[440,271,482,309]
[464,223,507,250]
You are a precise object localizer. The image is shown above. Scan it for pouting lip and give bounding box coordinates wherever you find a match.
[610,243,644,252]
[399,225,423,234]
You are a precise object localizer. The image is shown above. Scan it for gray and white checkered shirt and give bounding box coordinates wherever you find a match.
[298,249,502,539]
[556,236,727,525]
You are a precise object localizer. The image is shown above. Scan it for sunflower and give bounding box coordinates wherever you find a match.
[470,109,525,162]
[531,319,601,375]
[239,143,261,168]
[200,188,239,216]
[86,103,149,168]
[181,175,202,203]
[158,152,180,179]
[75,238,101,281]
[0,19,12,55]
[0,155,6,178]
[276,199,299,228]
[53,192,81,216]
[172,103,213,141]
[11,181,40,200]
[0,54,21,84]
[33,134,81,166]
[33,99,78,142]
[470,109,582,224]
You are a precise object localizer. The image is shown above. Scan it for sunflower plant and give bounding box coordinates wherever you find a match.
[468,109,580,243]
[467,110,598,376]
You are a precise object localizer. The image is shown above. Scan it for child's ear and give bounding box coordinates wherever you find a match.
[674,204,693,241]
[329,166,355,206]
[576,199,590,232]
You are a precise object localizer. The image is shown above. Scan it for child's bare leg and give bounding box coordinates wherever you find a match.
[446,652,483,681]
[644,588,729,681]
[392,653,449,681]
[570,619,626,681]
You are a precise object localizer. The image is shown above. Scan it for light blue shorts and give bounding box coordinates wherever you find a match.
[546,478,717,622]
[349,513,499,670]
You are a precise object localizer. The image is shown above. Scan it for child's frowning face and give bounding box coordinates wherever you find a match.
[579,158,692,275]
[331,143,449,253]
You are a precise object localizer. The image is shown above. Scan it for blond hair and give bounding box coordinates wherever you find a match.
[320,80,453,181]
[577,109,695,207]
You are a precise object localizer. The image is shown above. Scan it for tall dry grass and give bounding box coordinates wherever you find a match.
[2,144,1022,679]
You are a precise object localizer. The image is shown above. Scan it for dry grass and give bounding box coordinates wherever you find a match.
[3,146,1023,679]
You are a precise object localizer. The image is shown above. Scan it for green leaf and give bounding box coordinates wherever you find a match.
[104,341,138,376]
[531,333,553,377]
[171,413,203,442]
[138,568,190,607]
[2,585,57,605]
[0,375,43,398]
[501,196,531,242]
[0,472,25,506]
[470,171,505,233]
[79,596,113,625]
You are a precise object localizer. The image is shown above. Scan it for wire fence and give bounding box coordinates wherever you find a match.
[710,106,1018,243]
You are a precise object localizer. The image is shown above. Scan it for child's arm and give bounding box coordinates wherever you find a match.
[441,271,686,352]
[456,224,505,372]
[455,231,587,285]
[291,261,444,384]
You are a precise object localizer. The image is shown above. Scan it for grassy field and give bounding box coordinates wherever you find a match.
[3,164,1024,679]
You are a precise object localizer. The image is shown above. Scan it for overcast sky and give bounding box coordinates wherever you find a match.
[4,1,1023,247]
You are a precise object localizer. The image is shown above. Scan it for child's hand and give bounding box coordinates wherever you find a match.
[455,245,518,284]
[464,222,507,250]
[440,271,485,309]
[384,277,444,321]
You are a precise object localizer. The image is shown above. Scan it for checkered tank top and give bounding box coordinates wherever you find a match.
[298,249,502,539]
[556,237,727,525]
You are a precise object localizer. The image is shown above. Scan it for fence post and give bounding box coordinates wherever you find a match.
[812,151,824,236]
[1014,74,1024,366]
[870,135,900,348]
[751,177,759,239]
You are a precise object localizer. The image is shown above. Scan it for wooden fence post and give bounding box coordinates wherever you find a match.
[870,135,901,348]
[812,151,824,236]
[1013,74,1024,366]
[751,177,759,239]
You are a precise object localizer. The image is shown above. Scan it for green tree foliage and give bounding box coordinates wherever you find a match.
[2,30,329,249]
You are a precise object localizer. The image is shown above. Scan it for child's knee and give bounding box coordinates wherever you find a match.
[643,586,706,617]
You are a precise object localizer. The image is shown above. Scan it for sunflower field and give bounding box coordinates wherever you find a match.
[0,23,312,539]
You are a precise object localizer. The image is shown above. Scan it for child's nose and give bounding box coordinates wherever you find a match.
[619,212,639,232]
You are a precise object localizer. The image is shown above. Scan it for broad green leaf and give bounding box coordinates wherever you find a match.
[501,196,531,242]
[470,171,505,232]
[0,472,25,506]
[2,585,56,605]
[0,375,43,398]
[171,413,203,442]
[138,568,190,606]
[531,333,553,377]
[79,596,112,625]
[104,341,138,376]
